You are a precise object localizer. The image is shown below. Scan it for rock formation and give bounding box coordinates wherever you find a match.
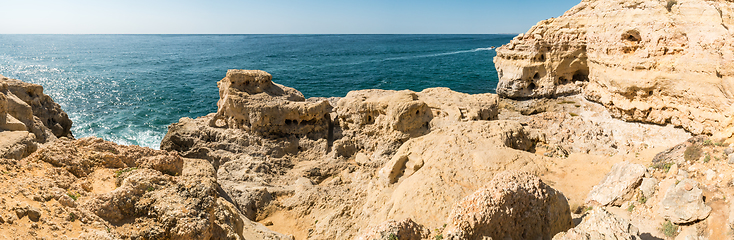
[552,208,642,240]
[442,171,572,240]
[160,70,565,239]
[1,75,73,141]
[494,0,734,136]
[0,137,289,239]
[0,75,74,160]
[585,162,647,206]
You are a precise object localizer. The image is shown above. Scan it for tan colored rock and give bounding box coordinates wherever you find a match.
[494,0,734,136]
[442,171,573,240]
[356,218,430,240]
[1,75,73,141]
[585,162,647,206]
[1,137,290,240]
[552,208,641,240]
[659,179,711,224]
[0,131,37,160]
[209,69,332,137]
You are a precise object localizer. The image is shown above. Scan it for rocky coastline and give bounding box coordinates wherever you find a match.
[2,0,734,239]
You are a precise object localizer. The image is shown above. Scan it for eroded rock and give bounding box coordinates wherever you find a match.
[494,0,734,136]
[552,208,641,240]
[586,162,647,206]
[356,218,430,240]
[659,179,711,224]
[443,171,572,240]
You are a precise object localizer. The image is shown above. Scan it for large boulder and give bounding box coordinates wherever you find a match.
[659,179,712,224]
[553,208,642,240]
[585,162,647,206]
[494,0,734,135]
[442,171,573,240]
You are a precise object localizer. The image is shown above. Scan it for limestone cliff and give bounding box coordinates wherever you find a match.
[494,0,734,136]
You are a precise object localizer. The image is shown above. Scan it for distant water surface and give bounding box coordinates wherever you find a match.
[0,34,513,148]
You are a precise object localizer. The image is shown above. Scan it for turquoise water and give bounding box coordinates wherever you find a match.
[0,34,513,148]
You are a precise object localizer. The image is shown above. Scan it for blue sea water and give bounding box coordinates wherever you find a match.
[0,34,513,149]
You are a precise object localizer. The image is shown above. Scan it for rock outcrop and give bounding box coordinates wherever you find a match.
[0,75,74,160]
[0,75,73,141]
[494,0,734,136]
[0,137,289,239]
[442,171,573,240]
[161,70,551,239]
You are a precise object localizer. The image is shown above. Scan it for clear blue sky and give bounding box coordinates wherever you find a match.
[0,0,581,34]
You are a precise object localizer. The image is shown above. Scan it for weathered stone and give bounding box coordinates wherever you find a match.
[586,162,646,206]
[208,69,332,137]
[443,171,572,240]
[26,207,41,222]
[552,208,641,240]
[494,0,734,136]
[1,74,73,141]
[639,177,658,199]
[659,179,712,224]
[355,218,430,240]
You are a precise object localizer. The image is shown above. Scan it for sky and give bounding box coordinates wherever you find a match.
[0,0,581,34]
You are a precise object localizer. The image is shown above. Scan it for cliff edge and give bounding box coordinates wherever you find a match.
[494,0,734,136]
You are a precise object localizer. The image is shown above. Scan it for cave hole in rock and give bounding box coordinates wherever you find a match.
[622,30,642,42]
[533,72,541,81]
[528,82,537,90]
[572,71,589,82]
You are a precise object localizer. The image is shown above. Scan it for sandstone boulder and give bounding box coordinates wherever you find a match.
[552,208,642,240]
[355,218,430,240]
[639,177,658,199]
[659,179,711,224]
[586,162,647,206]
[494,0,734,136]
[442,171,572,240]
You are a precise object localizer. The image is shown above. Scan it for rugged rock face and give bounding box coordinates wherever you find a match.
[442,171,573,240]
[494,0,734,135]
[0,75,73,141]
[0,137,289,239]
[161,70,559,239]
[552,208,641,240]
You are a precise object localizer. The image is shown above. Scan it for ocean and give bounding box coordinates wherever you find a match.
[0,34,513,149]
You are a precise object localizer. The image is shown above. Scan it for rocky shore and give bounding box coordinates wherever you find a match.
[2,0,734,239]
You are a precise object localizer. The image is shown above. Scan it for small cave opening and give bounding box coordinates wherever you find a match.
[536,54,546,62]
[621,30,642,42]
[528,82,537,90]
[572,71,589,82]
[533,72,541,81]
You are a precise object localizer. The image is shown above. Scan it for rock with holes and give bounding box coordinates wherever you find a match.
[208,70,332,137]
[586,162,647,206]
[494,0,734,136]
[0,74,73,142]
[355,218,430,240]
[442,171,572,240]
[659,179,711,224]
